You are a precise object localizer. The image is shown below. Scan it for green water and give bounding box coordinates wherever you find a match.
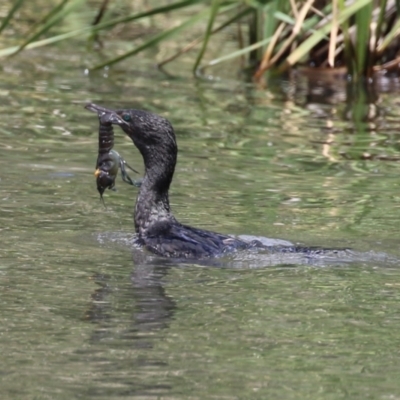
[2,10,400,399]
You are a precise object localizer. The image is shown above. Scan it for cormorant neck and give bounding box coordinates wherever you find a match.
[134,151,177,236]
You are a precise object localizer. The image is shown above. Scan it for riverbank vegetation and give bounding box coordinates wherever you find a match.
[1,0,399,80]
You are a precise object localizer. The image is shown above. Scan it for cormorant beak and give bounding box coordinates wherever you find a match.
[85,103,112,115]
[85,103,129,126]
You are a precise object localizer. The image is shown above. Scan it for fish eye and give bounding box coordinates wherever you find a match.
[122,114,131,122]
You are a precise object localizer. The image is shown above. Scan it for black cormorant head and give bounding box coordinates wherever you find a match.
[86,103,177,191]
[114,109,176,156]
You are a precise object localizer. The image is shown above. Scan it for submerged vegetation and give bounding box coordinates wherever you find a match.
[1,0,399,80]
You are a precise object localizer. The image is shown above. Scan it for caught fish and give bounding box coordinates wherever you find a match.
[85,104,141,204]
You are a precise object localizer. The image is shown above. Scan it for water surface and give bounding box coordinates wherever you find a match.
[2,8,400,399]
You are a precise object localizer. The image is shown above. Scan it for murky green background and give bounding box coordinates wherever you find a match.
[2,2,400,399]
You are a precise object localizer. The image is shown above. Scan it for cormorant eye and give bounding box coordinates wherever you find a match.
[122,114,131,122]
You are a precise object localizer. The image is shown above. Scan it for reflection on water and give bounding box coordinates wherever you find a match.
[285,70,400,163]
[2,15,400,399]
[86,263,175,335]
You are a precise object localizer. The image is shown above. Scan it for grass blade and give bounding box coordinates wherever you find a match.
[91,8,211,71]
[283,0,372,70]
[375,0,388,44]
[338,0,355,74]
[273,11,295,26]
[376,16,400,54]
[92,0,110,26]
[354,0,372,76]
[29,0,70,34]
[259,1,282,61]
[85,0,205,32]
[11,0,84,56]
[254,22,285,79]
[204,36,273,68]
[257,0,315,76]
[328,0,338,67]
[193,0,221,73]
[0,0,205,58]
[0,29,91,57]
[158,6,251,68]
[0,0,25,35]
